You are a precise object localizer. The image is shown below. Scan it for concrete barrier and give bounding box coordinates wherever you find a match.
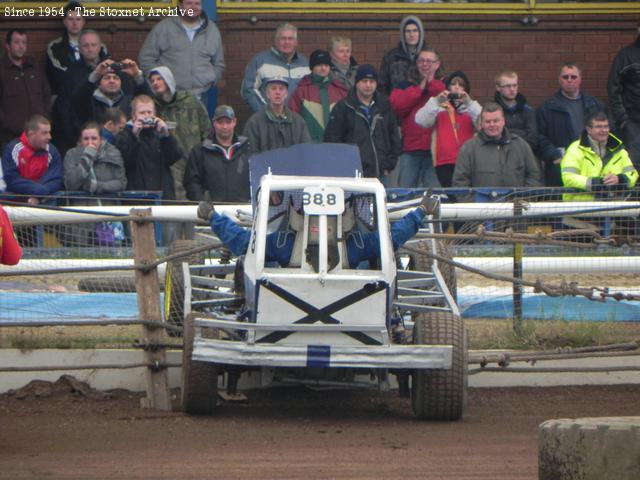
[539,417,640,480]
[1,349,639,393]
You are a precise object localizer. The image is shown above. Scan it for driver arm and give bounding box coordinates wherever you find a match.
[211,211,251,256]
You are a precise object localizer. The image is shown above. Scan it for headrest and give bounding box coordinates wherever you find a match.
[287,203,304,232]
[342,205,355,232]
[307,216,338,246]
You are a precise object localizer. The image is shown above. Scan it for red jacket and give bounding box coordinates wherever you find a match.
[389,79,445,152]
[432,107,475,167]
[0,206,22,265]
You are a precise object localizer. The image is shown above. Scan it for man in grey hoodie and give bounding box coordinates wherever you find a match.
[378,15,426,95]
[147,66,211,201]
[139,0,225,106]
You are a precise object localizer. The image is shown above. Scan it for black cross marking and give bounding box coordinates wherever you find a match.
[256,280,387,345]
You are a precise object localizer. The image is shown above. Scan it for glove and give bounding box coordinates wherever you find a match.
[420,192,440,216]
[197,201,215,222]
[80,146,97,172]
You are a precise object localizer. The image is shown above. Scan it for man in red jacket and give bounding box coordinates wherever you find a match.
[1,115,64,205]
[389,47,445,188]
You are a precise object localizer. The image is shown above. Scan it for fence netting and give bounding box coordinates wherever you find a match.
[0,188,639,331]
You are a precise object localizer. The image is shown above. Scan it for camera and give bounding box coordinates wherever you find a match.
[109,62,124,71]
[141,118,157,127]
[448,93,462,102]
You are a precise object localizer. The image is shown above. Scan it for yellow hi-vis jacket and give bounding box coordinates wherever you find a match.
[561,132,638,201]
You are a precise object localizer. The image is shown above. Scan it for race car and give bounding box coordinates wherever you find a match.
[175,143,466,420]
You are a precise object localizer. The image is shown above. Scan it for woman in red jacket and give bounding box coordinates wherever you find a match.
[415,70,481,187]
[389,47,445,188]
[0,205,22,265]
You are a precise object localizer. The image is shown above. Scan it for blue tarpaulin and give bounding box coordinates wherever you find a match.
[1,291,639,323]
[0,292,142,322]
[461,295,640,322]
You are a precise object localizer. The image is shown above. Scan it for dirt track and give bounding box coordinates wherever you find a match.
[1,383,639,479]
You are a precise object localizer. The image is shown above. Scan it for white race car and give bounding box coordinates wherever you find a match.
[175,144,466,420]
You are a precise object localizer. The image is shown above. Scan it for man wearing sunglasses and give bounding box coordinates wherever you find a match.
[537,62,605,188]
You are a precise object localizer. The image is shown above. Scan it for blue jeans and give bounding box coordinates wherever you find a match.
[397,151,441,189]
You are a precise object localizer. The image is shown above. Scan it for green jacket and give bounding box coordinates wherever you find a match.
[154,90,211,155]
[561,132,638,201]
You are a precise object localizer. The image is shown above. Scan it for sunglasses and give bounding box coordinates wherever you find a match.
[561,74,579,80]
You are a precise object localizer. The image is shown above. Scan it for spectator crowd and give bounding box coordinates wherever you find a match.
[1,2,638,242]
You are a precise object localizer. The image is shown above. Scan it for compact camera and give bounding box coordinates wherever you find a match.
[109,62,124,71]
[141,118,157,127]
[448,93,463,102]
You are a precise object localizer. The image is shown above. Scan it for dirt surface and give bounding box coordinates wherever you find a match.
[1,380,639,479]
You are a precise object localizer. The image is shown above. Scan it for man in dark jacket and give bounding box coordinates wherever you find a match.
[378,16,425,95]
[324,64,401,182]
[184,105,251,203]
[494,70,538,152]
[453,103,542,199]
[607,26,640,168]
[114,94,181,200]
[536,62,605,187]
[45,1,108,96]
[0,30,51,147]
[49,29,109,155]
[73,58,147,127]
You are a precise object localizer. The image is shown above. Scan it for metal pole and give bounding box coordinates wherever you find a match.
[513,201,523,334]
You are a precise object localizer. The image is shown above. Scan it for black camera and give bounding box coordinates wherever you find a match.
[109,62,124,71]
[448,93,462,102]
[141,118,157,127]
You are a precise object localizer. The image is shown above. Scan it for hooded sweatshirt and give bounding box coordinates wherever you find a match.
[148,66,211,154]
[379,15,425,94]
[148,66,212,200]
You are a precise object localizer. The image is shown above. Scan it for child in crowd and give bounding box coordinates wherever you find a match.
[99,108,127,145]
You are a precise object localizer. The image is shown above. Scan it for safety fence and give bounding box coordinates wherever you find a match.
[0,188,639,406]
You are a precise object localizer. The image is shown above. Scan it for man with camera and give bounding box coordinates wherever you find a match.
[72,58,149,127]
[114,94,181,202]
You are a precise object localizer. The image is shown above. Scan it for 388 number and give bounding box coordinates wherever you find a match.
[302,192,336,207]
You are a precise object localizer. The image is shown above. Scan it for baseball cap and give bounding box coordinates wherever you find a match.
[264,76,289,87]
[213,105,235,121]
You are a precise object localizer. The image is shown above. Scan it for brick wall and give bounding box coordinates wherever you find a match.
[2,13,637,127]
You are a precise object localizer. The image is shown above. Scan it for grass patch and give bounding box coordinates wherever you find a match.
[0,325,181,350]
[6,334,142,350]
[467,318,639,350]
[1,320,637,352]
